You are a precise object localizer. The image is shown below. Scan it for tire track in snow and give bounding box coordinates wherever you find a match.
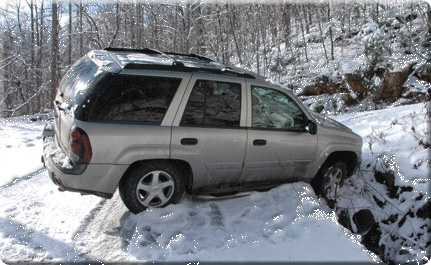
[0,170,105,262]
[71,192,135,262]
[72,198,108,240]
[0,216,97,263]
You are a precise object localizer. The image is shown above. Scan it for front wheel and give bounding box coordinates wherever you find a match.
[311,161,347,208]
[119,162,184,214]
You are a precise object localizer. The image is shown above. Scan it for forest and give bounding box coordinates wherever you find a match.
[0,0,430,117]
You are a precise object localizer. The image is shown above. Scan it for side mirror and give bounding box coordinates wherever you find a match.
[305,120,317,135]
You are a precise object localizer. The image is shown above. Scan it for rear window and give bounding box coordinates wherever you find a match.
[59,56,98,107]
[87,75,182,124]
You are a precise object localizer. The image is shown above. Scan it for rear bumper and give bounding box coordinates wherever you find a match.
[42,135,128,199]
[45,168,113,199]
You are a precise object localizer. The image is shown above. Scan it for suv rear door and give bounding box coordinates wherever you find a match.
[170,74,247,193]
[241,83,318,184]
[54,56,99,150]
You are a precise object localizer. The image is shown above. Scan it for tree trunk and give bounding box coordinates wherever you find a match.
[68,1,72,66]
[50,2,59,106]
[328,4,334,61]
[299,7,309,62]
[282,3,291,45]
[78,0,83,56]
[302,4,310,34]
[316,4,329,63]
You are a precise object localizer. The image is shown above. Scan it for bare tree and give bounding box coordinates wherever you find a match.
[50,1,58,105]
[316,4,329,63]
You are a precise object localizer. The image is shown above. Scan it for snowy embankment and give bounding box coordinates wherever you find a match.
[0,103,429,264]
[331,102,430,264]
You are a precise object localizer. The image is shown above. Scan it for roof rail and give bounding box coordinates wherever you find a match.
[123,63,256,79]
[104,47,188,67]
[104,47,215,63]
[101,47,260,79]
[165,51,214,62]
[103,47,162,55]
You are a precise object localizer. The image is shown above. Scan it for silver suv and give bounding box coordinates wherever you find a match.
[42,48,362,214]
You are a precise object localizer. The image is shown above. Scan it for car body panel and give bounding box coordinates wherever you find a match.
[46,158,128,197]
[170,73,248,191]
[171,126,247,190]
[74,121,172,164]
[43,48,362,201]
[242,129,318,182]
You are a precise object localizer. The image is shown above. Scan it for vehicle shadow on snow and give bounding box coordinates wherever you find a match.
[0,167,46,189]
[104,211,136,250]
[0,217,93,262]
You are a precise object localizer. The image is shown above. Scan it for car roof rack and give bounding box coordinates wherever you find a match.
[103,47,161,54]
[103,47,214,62]
[101,47,261,80]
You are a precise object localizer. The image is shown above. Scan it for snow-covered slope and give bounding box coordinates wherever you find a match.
[0,103,429,264]
[331,102,430,264]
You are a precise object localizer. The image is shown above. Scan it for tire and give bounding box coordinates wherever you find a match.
[311,161,347,207]
[119,162,185,214]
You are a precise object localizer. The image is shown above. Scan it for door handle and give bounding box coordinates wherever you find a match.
[181,138,198,146]
[253,139,267,146]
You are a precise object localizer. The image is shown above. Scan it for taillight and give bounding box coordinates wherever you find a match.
[68,126,92,164]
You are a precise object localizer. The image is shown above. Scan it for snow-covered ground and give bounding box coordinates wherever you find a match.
[0,103,429,264]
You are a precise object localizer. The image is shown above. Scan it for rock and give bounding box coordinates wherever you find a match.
[377,65,413,102]
[352,209,375,235]
[414,63,431,83]
[340,93,358,106]
[395,12,418,24]
[416,201,431,219]
[300,76,344,96]
[301,84,323,96]
[345,73,365,94]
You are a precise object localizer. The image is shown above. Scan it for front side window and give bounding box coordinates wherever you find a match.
[252,86,306,131]
[88,75,181,124]
[180,80,241,127]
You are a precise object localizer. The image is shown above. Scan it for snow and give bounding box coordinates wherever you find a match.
[0,115,46,187]
[331,103,430,186]
[1,103,429,264]
[125,187,373,262]
[330,102,430,264]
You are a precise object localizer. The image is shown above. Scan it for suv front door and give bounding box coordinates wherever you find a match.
[170,75,247,193]
[240,84,317,185]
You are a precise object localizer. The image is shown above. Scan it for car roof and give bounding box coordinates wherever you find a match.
[89,47,266,80]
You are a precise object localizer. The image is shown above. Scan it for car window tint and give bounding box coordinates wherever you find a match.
[59,56,98,107]
[180,80,241,127]
[252,86,305,131]
[89,75,181,124]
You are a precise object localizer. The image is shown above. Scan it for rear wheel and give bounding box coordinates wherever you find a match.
[311,161,347,208]
[119,162,184,214]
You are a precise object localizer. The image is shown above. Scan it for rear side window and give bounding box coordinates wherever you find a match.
[59,56,98,107]
[180,80,241,127]
[88,75,181,124]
